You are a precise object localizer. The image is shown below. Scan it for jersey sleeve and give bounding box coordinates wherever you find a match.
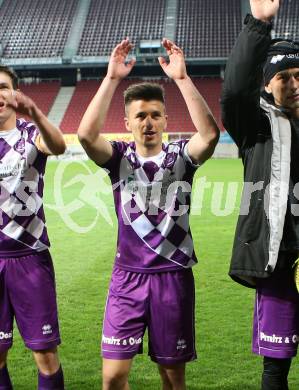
[101,141,128,178]
[22,120,40,145]
[17,120,47,159]
[25,122,51,160]
[174,139,201,173]
[182,141,202,169]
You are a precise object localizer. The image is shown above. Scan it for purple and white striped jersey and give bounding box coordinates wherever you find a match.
[102,140,200,273]
[0,119,50,257]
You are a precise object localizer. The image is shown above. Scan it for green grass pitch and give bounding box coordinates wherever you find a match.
[7,159,299,389]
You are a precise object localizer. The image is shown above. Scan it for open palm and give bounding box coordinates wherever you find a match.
[107,39,136,80]
[8,91,36,117]
[158,39,187,80]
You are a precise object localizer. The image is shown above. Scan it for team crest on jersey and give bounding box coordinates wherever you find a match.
[14,138,25,154]
[164,152,176,168]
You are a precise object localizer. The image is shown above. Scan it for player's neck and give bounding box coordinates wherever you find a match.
[135,144,162,158]
[0,115,17,132]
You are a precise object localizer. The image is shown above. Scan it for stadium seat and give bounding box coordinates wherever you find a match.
[273,0,299,41]
[77,0,166,57]
[176,0,242,58]
[18,81,61,117]
[0,0,77,58]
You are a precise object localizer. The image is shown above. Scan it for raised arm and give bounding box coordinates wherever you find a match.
[221,0,279,150]
[9,91,66,155]
[77,39,136,166]
[158,39,220,165]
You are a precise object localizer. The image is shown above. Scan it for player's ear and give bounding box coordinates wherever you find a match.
[124,117,131,132]
[265,83,272,94]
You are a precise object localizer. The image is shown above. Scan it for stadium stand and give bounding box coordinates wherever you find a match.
[176,0,242,58]
[1,0,298,61]
[77,0,166,57]
[18,81,60,116]
[164,78,223,133]
[0,0,78,58]
[273,0,299,41]
[60,80,100,133]
[60,78,222,134]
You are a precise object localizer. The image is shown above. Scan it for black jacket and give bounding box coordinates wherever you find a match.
[221,15,296,288]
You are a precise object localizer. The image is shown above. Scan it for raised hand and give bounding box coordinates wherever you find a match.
[8,91,38,118]
[250,0,280,22]
[107,39,136,80]
[158,38,187,80]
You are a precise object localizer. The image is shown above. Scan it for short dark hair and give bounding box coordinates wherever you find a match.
[124,82,165,111]
[0,65,18,89]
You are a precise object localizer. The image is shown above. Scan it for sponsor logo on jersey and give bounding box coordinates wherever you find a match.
[102,334,142,346]
[260,331,299,344]
[0,330,13,340]
[0,159,26,178]
[14,138,25,154]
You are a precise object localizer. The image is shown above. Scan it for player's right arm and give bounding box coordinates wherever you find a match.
[78,39,136,166]
[221,0,279,150]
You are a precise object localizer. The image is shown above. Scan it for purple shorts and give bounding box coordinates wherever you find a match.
[252,264,299,358]
[0,251,61,352]
[101,267,196,365]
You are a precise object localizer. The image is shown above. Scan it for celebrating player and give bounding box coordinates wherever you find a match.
[0,66,66,390]
[221,0,299,388]
[78,38,219,389]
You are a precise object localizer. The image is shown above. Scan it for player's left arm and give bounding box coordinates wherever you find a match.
[9,91,66,155]
[158,39,220,164]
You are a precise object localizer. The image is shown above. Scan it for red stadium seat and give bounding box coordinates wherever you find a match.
[18,81,61,117]
[60,78,224,134]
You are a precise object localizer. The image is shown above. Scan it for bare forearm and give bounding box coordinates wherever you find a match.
[78,76,120,143]
[175,76,219,142]
[31,106,66,155]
